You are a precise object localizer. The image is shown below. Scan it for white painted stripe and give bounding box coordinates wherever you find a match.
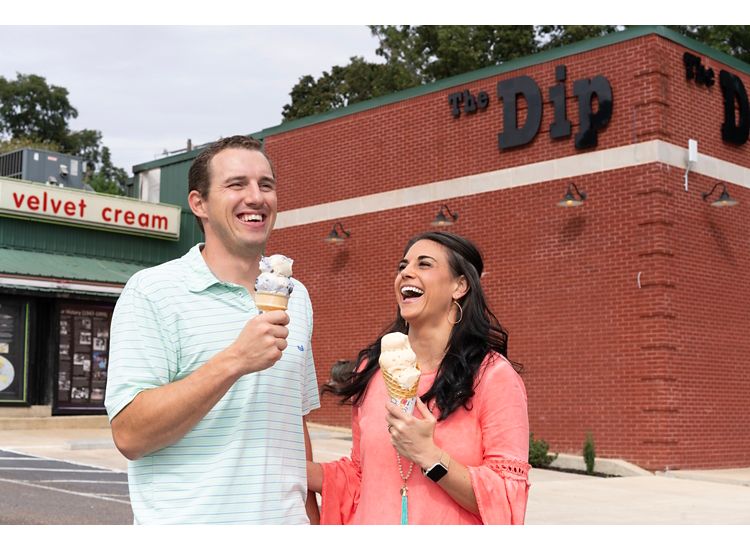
[0,447,127,474]
[0,477,131,505]
[275,139,750,228]
[41,480,128,484]
[0,467,122,473]
[0,457,46,461]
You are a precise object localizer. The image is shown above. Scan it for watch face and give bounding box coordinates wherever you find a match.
[425,462,448,482]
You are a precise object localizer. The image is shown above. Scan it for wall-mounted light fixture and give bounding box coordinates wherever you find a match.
[324,221,351,243]
[557,182,587,207]
[431,204,458,226]
[702,183,738,207]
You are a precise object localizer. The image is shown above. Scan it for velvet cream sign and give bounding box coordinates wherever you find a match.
[0,178,181,239]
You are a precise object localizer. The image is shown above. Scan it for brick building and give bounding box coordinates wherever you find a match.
[132,26,750,471]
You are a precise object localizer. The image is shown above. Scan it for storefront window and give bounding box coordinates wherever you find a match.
[0,299,29,404]
[55,303,113,413]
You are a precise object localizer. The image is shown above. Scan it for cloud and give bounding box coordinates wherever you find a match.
[0,26,380,173]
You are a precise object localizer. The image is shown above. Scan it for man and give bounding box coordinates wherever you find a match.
[105,136,320,524]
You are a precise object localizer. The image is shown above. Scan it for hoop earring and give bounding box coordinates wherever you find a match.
[448,300,463,325]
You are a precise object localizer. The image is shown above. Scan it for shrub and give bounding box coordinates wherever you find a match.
[529,432,558,468]
[583,432,596,474]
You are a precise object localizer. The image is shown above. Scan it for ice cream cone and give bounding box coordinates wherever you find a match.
[382,362,420,414]
[379,332,421,414]
[255,291,289,312]
[254,254,294,312]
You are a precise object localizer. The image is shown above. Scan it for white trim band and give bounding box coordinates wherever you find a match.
[275,139,750,229]
[0,276,124,296]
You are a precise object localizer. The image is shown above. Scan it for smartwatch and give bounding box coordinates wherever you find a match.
[422,452,450,482]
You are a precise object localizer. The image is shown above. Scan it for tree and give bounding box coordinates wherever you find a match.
[537,25,621,50]
[0,73,124,195]
[88,146,126,195]
[668,26,750,63]
[282,56,418,121]
[282,25,616,122]
[282,25,750,122]
[0,136,62,155]
[0,73,77,146]
[371,25,540,83]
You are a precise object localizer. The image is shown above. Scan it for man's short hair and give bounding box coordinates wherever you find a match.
[187,135,275,232]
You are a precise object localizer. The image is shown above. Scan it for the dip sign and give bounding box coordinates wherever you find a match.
[448,64,613,151]
[0,178,181,239]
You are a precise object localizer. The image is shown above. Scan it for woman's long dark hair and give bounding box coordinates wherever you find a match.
[322,231,521,421]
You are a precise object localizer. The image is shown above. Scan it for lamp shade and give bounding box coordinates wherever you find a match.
[431,205,458,226]
[557,183,587,207]
[324,222,351,243]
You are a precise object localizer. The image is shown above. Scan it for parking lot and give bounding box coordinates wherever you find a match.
[0,449,132,524]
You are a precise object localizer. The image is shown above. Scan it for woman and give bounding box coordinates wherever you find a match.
[307,232,529,524]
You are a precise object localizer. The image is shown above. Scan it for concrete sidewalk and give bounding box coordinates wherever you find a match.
[1,420,749,524]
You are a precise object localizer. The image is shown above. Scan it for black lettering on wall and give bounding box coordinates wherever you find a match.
[477,91,489,110]
[549,65,571,139]
[449,90,490,118]
[448,92,463,118]
[573,76,613,149]
[719,70,750,145]
[684,52,715,87]
[497,76,542,149]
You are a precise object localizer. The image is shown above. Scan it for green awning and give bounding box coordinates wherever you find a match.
[0,248,149,287]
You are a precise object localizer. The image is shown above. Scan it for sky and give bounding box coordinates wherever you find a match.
[0,2,699,176]
[0,25,381,174]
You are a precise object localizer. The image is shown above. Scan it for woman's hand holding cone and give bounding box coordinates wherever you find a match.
[385,398,442,469]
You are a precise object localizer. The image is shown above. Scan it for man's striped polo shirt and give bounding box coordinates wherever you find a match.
[105,244,320,524]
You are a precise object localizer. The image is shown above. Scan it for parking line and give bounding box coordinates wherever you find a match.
[0,467,123,473]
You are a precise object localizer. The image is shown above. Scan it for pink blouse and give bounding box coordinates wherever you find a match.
[320,352,530,524]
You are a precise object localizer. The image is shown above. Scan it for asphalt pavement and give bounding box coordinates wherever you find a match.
[1,421,749,524]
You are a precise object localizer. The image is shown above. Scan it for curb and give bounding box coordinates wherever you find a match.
[549,453,653,477]
[0,415,110,430]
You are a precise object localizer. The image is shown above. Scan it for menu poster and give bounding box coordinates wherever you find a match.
[55,304,113,411]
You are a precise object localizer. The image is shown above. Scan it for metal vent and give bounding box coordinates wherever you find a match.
[0,150,23,179]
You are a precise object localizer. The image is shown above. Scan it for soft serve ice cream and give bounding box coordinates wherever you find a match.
[379,332,420,414]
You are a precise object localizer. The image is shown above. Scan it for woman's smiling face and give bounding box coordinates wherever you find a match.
[395,239,466,326]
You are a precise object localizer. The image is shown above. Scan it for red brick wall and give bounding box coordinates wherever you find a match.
[264,33,750,470]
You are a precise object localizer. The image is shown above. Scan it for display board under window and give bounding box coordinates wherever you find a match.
[55,302,113,413]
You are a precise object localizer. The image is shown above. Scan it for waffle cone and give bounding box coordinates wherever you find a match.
[381,365,420,400]
[255,291,289,312]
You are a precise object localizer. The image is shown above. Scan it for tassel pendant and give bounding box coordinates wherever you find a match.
[400,485,408,525]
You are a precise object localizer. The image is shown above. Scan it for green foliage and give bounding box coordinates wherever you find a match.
[63,128,103,165]
[583,432,596,474]
[0,136,62,155]
[371,25,539,83]
[667,25,750,64]
[282,56,418,121]
[283,25,750,122]
[86,146,127,195]
[0,73,78,145]
[537,25,620,50]
[0,73,125,194]
[88,172,124,195]
[282,25,616,122]
[529,432,557,468]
